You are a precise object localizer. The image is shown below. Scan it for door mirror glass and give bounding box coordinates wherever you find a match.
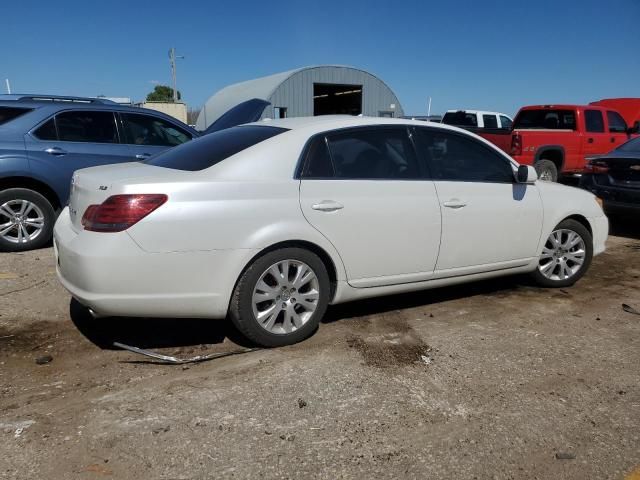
[516,165,537,183]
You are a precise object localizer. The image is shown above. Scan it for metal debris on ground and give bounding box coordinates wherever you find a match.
[113,342,260,364]
[555,452,576,460]
[622,304,640,316]
[35,355,53,365]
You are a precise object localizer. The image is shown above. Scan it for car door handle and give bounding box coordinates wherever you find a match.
[587,138,594,144]
[135,153,151,159]
[442,200,467,209]
[311,201,344,212]
[44,147,67,156]
[610,137,616,143]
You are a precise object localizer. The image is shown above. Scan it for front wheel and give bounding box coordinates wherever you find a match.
[229,248,330,347]
[0,188,55,252]
[531,219,593,288]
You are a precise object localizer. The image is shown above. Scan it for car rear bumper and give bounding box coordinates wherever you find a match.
[54,208,257,319]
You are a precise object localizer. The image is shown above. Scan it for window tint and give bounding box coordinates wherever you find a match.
[415,128,514,183]
[34,118,57,140]
[0,107,32,126]
[500,115,513,129]
[585,110,605,133]
[121,113,191,146]
[442,111,478,127]
[324,128,419,179]
[513,109,576,130]
[483,115,498,129]
[145,125,287,171]
[607,111,627,133]
[302,136,334,178]
[55,111,118,143]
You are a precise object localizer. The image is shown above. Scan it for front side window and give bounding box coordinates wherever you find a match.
[607,111,627,133]
[483,115,498,129]
[121,113,191,146]
[54,111,118,143]
[500,115,513,129]
[415,128,514,183]
[585,110,605,133]
[321,128,420,180]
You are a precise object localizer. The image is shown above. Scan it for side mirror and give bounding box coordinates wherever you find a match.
[627,121,640,135]
[516,165,537,183]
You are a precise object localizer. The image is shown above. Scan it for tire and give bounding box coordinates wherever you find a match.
[531,219,593,288]
[534,159,558,182]
[229,248,330,347]
[0,188,55,252]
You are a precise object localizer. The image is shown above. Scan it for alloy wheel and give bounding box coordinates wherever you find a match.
[0,199,46,245]
[538,229,586,281]
[251,259,320,335]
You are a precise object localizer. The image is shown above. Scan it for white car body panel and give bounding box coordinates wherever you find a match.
[54,116,608,320]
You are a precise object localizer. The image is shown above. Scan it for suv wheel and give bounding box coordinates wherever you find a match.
[534,159,558,182]
[0,188,55,252]
[531,219,593,288]
[229,248,330,347]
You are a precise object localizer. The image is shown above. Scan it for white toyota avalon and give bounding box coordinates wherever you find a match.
[54,116,608,347]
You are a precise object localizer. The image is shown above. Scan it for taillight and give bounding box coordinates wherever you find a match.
[82,194,168,232]
[585,160,609,174]
[511,133,522,156]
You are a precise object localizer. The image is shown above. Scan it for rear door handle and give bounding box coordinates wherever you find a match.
[135,153,151,160]
[312,201,344,212]
[587,138,594,144]
[44,147,67,156]
[442,200,467,209]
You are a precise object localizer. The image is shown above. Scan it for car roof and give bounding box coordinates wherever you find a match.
[518,104,607,111]
[445,109,511,117]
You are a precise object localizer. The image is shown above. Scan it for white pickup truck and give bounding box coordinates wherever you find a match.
[441,109,513,129]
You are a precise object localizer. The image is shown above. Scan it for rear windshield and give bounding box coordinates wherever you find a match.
[513,109,576,130]
[0,107,33,126]
[616,136,640,153]
[442,111,477,127]
[145,125,288,171]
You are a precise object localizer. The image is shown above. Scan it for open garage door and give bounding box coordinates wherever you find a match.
[313,83,362,116]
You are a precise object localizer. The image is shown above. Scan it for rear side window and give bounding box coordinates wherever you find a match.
[482,115,498,129]
[500,115,513,129]
[0,107,33,126]
[414,128,514,183]
[321,128,420,180]
[513,110,576,130]
[55,111,118,143]
[442,111,478,127]
[302,137,334,178]
[120,113,191,146]
[585,110,605,133]
[607,111,627,133]
[145,125,287,171]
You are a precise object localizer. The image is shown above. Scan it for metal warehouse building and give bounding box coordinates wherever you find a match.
[196,65,404,130]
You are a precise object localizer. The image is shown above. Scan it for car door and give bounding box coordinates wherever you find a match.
[24,109,134,203]
[299,126,442,288]
[118,112,193,161]
[413,127,543,274]
[582,109,609,158]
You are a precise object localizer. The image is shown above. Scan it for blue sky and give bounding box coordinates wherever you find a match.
[3,0,639,116]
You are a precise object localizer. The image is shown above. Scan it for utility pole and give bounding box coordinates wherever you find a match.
[168,48,184,102]
[5,79,11,94]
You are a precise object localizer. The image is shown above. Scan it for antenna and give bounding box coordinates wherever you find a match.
[5,79,11,94]
[427,97,432,117]
[168,48,185,102]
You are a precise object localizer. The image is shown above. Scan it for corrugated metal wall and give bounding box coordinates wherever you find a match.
[263,66,403,119]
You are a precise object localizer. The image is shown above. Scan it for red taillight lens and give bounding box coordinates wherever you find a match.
[511,133,522,156]
[82,194,168,232]
[585,160,609,174]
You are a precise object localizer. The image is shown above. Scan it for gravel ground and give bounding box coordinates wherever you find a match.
[0,219,639,480]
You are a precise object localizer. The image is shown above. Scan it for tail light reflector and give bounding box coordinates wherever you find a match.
[511,133,522,156]
[82,194,168,232]
[585,160,609,174]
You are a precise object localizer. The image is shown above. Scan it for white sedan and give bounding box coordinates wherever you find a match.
[54,117,608,347]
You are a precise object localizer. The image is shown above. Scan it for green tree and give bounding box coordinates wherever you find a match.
[146,85,181,102]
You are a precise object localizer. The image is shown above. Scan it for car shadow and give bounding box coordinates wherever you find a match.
[69,299,252,350]
[608,215,640,240]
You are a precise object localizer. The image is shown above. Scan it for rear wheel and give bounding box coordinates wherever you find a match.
[0,188,55,252]
[534,159,558,182]
[229,248,330,347]
[531,219,593,288]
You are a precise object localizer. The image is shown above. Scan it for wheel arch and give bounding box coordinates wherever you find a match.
[0,176,62,212]
[535,146,565,172]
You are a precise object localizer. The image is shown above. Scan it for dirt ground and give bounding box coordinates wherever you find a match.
[1,219,639,480]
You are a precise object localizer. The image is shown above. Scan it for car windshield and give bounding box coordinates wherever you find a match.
[513,109,576,130]
[144,125,288,171]
[615,136,640,153]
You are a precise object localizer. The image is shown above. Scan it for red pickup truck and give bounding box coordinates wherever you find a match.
[504,105,637,181]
